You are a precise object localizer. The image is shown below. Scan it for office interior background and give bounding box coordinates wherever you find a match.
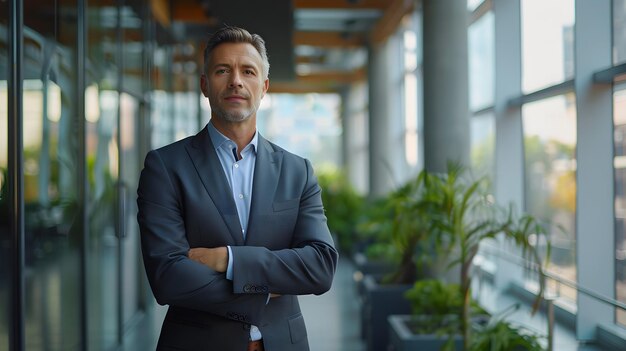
[1,0,626,350]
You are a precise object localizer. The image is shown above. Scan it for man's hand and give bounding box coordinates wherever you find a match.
[188,247,228,273]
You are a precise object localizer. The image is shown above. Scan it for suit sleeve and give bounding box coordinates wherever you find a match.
[137,150,267,325]
[230,158,339,296]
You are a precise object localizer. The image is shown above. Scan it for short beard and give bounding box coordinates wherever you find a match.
[212,99,261,123]
[213,107,253,122]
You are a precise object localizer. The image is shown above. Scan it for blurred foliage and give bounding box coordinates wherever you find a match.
[470,306,545,351]
[317,168,365,254]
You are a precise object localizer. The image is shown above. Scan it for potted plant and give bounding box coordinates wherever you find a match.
[387,164,550,351]
[470,311,546,351]
[360,171,455,351]
[389,279,488,351]
[317,168,365,255]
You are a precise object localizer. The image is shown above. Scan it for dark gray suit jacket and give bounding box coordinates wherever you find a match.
[137,126,338,351]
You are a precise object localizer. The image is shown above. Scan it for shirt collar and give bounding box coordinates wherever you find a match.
[207,120,258,154]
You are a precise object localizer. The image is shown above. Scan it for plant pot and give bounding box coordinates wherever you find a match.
[361,274,412,351]
[352,251,395,299]
[387,315,463,351]
[353,251,394,276]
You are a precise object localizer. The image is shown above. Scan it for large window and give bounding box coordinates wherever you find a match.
[468,4,495,184]
[468,10,494,111]
[23,0,83,348]
[522,93,577,303]
[402,12,421,173]
[256,93,342,170]
[86,3,147,348]
[614,86,626,326]
[151,43,200,148]
[470,112,495,182]
[521,0,575,93]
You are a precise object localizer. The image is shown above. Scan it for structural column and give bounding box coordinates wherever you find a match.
[493,0,524,290]
[574,0,613,340]
[368,41,395,197]
[422,0,469,173]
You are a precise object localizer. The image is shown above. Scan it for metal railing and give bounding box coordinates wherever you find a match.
[477,244,626,351]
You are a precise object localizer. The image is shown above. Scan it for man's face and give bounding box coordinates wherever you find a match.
[201,42,269,123]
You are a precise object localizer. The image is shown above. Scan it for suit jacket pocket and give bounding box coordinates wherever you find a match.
[273,198,299,212]
[287,313,307,344]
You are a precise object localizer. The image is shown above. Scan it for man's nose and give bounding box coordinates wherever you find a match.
[228,71,243,88]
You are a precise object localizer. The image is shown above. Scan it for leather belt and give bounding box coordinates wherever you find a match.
[247,339,264,351]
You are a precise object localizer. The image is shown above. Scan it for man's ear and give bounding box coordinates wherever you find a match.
[200,74,209,97]
[262,78,269,98]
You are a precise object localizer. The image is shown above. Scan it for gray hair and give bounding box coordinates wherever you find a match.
[203,26,270,79]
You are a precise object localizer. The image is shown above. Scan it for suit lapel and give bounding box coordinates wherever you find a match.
[246,135,282,245]
[185,127,244,245]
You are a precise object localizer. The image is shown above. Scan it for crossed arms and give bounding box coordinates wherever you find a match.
[137,149,338,325]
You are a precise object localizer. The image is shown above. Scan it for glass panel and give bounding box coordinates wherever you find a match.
[403,13,420,172]
[614,87,626,326]
[615,0,626,65]
[521,0,575,93]
[522,93,577,303]
[86,2,120,349]
[470,111,495,184]
[258,94,341,169]
[120,4,144,330]
[23,0,82,349]
[121,5,143,96]
[0,0,10,348]
[468,11,494,111]
[151,45,175,149]
[119,92,140,326]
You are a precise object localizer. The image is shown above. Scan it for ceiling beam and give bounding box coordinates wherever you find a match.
[172,0,217,24]
[269,68,366,93]
[293,31,366,48]
[150,0,171,28]
[295,56,325,64]
[296,68,366,84]
[293,0,388,10]
[370,0,414,44]
[269,81,339,94]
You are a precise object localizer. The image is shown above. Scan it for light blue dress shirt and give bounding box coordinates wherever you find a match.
[207,121,263,340]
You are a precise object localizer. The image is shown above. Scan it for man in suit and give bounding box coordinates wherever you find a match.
[137,26,338,351]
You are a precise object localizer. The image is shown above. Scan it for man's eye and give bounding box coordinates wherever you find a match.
[244,69,255,75]
[216,69,227,74]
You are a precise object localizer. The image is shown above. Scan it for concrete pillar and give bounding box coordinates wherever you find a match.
[493,0,524,290]
[422,0,470,173]
[574,0,613,340]
[368,41,395,198]
[345,82,369,195]
[340,87,349,172]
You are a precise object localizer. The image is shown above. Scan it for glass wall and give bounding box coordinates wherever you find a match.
[614,86,626,327]
[22,0,83,348]
[258,93,342,169]
[151,43,200,148]
[470,112,495,182]
[468,6,495,182]
[85,2,147,348]
[522,93,577,303]
[402,12,421,174]
[521,0,575,93]
[468,10,494,112]
[0,0,10,349]
[85,3,120,348]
